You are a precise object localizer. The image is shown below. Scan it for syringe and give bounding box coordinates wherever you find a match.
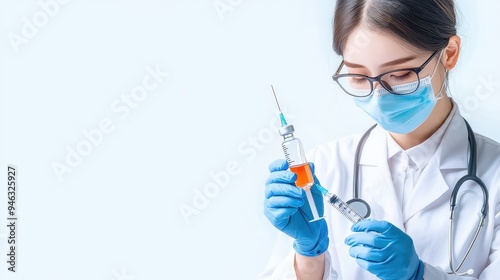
[271,85,323,222]
[314,183,364,224]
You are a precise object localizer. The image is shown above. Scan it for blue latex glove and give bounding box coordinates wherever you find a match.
[264,159,329,257]
[345,220,425,280]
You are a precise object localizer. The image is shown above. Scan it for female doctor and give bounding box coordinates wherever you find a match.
[261,0,500,279]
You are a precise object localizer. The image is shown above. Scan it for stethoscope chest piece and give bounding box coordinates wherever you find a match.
[346,198,371,219]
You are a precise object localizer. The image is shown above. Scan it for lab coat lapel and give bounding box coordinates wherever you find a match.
[359,126,405,229]
[403,154,448,222]
[403,108,469,222]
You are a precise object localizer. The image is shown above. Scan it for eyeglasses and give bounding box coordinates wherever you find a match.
[332,50,440,97]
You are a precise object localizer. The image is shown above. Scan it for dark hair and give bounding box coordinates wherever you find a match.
[332,0,457,56]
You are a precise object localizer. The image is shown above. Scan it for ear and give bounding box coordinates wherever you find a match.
[443,35,461,70]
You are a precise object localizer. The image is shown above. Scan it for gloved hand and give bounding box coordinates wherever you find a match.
[264,159,329,257]
[345,220,425,280]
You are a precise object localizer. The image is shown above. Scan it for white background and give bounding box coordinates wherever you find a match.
[0,1,498,279]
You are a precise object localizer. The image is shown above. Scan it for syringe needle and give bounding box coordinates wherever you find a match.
[271,85,282,111]
[270,85,288,126]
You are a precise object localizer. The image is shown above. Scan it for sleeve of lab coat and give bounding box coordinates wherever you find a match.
[257,231,339,280]
[422,198,500,280]
[422,263,476,280]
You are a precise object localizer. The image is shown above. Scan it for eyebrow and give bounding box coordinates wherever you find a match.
[343,55,418,69]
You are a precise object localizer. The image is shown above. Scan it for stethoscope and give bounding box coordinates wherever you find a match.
[345,119,488,276]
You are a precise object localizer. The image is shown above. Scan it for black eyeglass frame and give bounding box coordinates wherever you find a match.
[332,50,440,97]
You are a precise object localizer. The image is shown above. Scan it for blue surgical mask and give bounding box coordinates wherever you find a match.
[353,58,445,134]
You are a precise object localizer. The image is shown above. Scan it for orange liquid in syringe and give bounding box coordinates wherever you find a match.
[290,163,314,190]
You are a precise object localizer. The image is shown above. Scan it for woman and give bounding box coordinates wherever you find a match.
[261,0,500,279]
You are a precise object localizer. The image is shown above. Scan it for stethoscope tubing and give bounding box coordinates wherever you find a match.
[351,118,488,276]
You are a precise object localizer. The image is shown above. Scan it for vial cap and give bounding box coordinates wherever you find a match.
[279,125,295,136]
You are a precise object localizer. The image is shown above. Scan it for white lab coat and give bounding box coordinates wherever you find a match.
[259,107,500,279]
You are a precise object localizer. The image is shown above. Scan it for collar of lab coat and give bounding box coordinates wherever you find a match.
[359,100,469,170]
[358,100,470,223]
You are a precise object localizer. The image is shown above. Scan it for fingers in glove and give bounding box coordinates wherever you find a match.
[351,219,393,234]
[264,204,298,229]
[265,182,304,199]
[265,170,297,186]
[268,159,289,172]
[348,245,389,263]
[265,195,305,209]
[345,232,387,249]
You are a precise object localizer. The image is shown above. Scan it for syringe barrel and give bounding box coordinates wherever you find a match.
[280,127,314,189]
[327,194,364,224]
[281,135,307,167]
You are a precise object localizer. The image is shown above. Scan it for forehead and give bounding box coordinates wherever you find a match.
[343,26,422,68]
